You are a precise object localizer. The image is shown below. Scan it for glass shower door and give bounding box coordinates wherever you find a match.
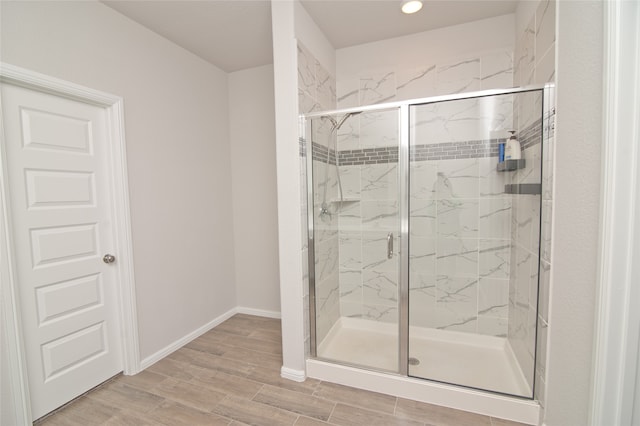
[407,91,543,398]
[309,107,402,373]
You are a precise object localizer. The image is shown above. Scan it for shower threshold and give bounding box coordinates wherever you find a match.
[317,317,530,397]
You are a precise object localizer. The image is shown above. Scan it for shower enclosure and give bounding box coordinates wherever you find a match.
[303,85,552,399]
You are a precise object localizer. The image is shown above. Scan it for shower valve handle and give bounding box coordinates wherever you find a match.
[387,233,394,259]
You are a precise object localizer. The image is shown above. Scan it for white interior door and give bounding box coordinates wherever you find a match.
[1,82,124,419]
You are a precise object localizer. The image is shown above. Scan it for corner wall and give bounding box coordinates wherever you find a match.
[229,64,281,316]
[0,1,237,361]
[545,1,603,424]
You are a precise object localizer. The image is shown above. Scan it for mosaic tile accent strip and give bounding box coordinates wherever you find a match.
[340,147,399,165]
[520,117,543,150]
[409,139,503,162]
[312,141,336,164]
[299,137,307,157]
[300,118,546,165]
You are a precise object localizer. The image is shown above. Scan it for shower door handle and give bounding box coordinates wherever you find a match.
[387,232,393,259]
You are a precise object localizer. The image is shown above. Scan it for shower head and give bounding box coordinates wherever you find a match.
[321,111,362,131]
[322,115,339,128]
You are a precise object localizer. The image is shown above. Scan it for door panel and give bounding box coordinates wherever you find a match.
[310,107,402,373]
[1,83,123,419]
[25,169,95,208]
[21,107,93,153]
[407,92,542,398]
[35,274,103,324]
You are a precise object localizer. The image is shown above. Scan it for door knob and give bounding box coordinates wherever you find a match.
[102,254,116,264]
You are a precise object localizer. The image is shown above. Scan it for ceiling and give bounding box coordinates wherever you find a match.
[103,0,518,73]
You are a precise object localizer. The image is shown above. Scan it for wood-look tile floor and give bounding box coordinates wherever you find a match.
[35,314,527,426]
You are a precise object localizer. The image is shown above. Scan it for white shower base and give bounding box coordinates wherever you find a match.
[317,317,530,398]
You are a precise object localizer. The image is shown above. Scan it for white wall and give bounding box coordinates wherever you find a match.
[229,64,281,315]
[545,1,603,425]
[271,0,307,378]
[0,1,237,361]
[336,14,515,81]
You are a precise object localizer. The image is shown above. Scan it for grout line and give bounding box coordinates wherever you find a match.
[250,383,266,401]
[327,401,338,424]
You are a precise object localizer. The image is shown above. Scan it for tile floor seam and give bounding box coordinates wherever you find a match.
[250,383,267,401]
[326,401,338,424]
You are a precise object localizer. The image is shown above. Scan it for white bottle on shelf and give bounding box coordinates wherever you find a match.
[504,130,521,160]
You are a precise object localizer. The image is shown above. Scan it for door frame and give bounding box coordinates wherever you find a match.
[590,0,640,424]
[0,63,140,423]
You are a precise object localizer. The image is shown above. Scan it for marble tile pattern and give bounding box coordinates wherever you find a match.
[340,159,401,323]
[298,42,338,345]
[333,116,524,337]
[396,65,436,100]
[360,72,397,105]
[406,111,514,335]
[330,44,517,339]
[509,0,556,401]
[515,15,536,88]
[312,158,340,343]
[325,87,552,340]
[509,0,556,404]
[334,111,401,322]
[436,58,481,96]
[410,94,514,147]
[336,49,513,109]
[306,101,547,351]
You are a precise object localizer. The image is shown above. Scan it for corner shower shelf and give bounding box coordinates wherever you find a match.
[496,159,526,172]
[504,183,542,195]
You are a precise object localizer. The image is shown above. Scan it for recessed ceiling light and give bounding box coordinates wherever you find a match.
[401,0,423,14]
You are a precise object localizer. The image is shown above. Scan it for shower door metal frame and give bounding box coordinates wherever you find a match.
[398,104,410,376]
[303,119,317,356]
[304,84,551,387]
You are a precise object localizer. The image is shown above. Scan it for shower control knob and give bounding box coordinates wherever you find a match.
[102,254,116,264]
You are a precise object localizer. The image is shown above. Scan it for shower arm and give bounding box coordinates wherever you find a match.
[320,120,342,213]
[321,112,360,213]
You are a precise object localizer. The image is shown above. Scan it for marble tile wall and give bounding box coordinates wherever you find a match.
[298,42,338,348]
[336,49,513,109]
[331,51,519,338]
[506,136,542,392]
[407,153,512,336]
[511,0,556,406]
[338,109,401,324]
[334,96,519,337]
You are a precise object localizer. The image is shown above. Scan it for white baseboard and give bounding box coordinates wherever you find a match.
[236,306,281,319]
[137,306,282,371]
[281,366,306,382]
[139,307,237,370]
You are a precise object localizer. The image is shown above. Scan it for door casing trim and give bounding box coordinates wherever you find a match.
[0,62,140,423]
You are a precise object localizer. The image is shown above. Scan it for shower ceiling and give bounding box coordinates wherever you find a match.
[102,0,517,72]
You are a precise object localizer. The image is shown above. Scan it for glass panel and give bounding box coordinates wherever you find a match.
[310,107,401,373]
[407,90,543,398]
